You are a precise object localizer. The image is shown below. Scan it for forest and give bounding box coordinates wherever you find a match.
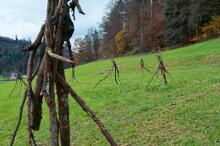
[73,0,220,62]
[0,36,30,75]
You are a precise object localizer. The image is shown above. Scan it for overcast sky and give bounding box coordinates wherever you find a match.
[0,0,109,41]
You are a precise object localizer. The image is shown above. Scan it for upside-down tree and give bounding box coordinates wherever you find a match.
[10,0,117,146]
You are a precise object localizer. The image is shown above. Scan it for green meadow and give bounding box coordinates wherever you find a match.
[0,38,220,145]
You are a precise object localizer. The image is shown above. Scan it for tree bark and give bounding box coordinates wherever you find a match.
[44,0,59,145]
[27,49,37,146]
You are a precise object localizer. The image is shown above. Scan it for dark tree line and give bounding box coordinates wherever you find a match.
[164,0,220,45]
[0,36,31,75]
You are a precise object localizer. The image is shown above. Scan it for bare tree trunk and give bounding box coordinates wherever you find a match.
[56,61,70,146]
[44,0,59,145]
[27,49,37,146]
[140,0,145,51]
[53,0,71,145]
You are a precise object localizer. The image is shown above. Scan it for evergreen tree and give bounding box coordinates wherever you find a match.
[164,0,190,45]
[189,0,220,37]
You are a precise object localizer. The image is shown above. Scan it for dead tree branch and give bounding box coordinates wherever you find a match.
[67,40,77,82]
[9,89,27,146]
[11,1,117,145]
[26,49,37,146]
[48,48,75,65]
[140,58,152,73]
[111,60,120,84]
[56,73,118,146]
[9,80,18,98]
[21,24,45,52]
[93,59,120,89]
[145,51,170,89]
[93,71,113,89]
[31,44,45,80]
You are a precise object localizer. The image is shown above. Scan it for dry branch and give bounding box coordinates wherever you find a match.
[93,71,113,89]
[31,44,45,80]
[11,0,117,145]
[31,56,45,131]
[10,70,38,146]
[43,0,59,145]
[140,58,152,73]
[52,1,71,144]
[111,60,120,84]
[145,51,170,89]
[42,89,59,146]
[9,89,27,146]
[9,80,18,98]
[56,62,70,146]
[67,40,77,82]
[48,48,75,65]
[156,53,170,85]
[93,59,120,89]
[21,24,45,52]
[56,73,118,146]
[52,0,62,21]
[70,0,85,20]
[26,49,37,146]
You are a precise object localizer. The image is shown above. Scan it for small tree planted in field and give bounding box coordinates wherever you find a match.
[146,50,170,89]
[93,59,120,89]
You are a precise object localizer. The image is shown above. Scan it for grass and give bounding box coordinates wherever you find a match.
[0,38,220,145]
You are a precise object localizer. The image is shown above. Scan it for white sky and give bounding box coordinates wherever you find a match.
[0,0,109,42]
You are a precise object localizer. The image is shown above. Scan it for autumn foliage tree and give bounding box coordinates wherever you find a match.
[201,16,220,39]
[115,30,129,54]
[98,0,220,57]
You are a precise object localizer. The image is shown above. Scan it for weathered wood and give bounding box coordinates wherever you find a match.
[54,1,71,145]
[44,0,59,145]
[11,1,117,146]
[10,57,42,146]
[56,73,118,146]
[48,48,75,65]
[31,44,45,80]
[27,48,37,146]
[67,40,77,82]
[30,45,45,131]
[140,58,152,73]
[56,62,70,146]
[9,89,27,146]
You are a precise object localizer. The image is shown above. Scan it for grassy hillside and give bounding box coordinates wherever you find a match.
[0,39,220,145]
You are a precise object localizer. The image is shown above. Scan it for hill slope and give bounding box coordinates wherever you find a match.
[0,39,220,145]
